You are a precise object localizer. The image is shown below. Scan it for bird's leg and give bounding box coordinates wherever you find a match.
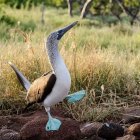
[45,107,61,131]
[65,90,86,103]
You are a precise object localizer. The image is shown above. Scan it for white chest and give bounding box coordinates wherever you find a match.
[43,66,71,107]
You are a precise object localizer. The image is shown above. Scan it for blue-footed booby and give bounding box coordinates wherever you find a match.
[9,21,86,131]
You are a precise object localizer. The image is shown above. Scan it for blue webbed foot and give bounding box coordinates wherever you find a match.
[65,90,86,103]
[45,112,61,131]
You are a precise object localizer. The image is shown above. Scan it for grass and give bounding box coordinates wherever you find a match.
[0,6,140,122]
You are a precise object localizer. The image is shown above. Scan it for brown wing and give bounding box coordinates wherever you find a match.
[26,72,56,104]
[39,73,56,102]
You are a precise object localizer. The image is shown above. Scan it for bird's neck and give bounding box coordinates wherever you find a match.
[46,42,69,77]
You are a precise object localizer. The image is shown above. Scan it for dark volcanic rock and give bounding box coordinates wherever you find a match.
[80,122,103,138]
[0,108,82,140]
[0,108,80,140]
[122,107,140,124]
[0,127,21,140]
[0,117,9,128]
[97,122,124,139]
[127,123,140,137]
[82,135,105,140]
[20,116,81,140]
[0,113,36,131]
[0,108,66,132]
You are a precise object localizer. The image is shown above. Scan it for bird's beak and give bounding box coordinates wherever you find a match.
[57,21,78,40]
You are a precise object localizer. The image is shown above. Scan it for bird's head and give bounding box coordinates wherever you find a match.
[47,21,78,45]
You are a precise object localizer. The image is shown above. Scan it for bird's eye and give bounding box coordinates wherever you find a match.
[57,30,63,40]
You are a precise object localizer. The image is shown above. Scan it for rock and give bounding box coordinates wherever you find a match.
[0,127,21,140]
[80,122,103,138]
[97,122,124,139]
[82,135,105,140]
[20,116,81,140]
[122,107,140,124]
[116,135,136,140]
[0,117,9,128]
[0,108,80,140]
[0,108,66,131]
[127,123,140,137]
[0,114,34,131]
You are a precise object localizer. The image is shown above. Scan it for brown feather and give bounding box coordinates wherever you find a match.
[26,72,56,104]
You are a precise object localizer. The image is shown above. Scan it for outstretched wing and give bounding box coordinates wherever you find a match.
[8,62,31,91]
[25,72,56,111]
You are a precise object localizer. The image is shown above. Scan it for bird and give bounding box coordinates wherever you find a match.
[8,21,86,131]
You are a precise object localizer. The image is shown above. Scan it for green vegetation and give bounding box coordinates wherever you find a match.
[1,0,140,25]
[0,7,140,122]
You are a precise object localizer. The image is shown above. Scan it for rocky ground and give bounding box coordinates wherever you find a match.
[0,107,140,140]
